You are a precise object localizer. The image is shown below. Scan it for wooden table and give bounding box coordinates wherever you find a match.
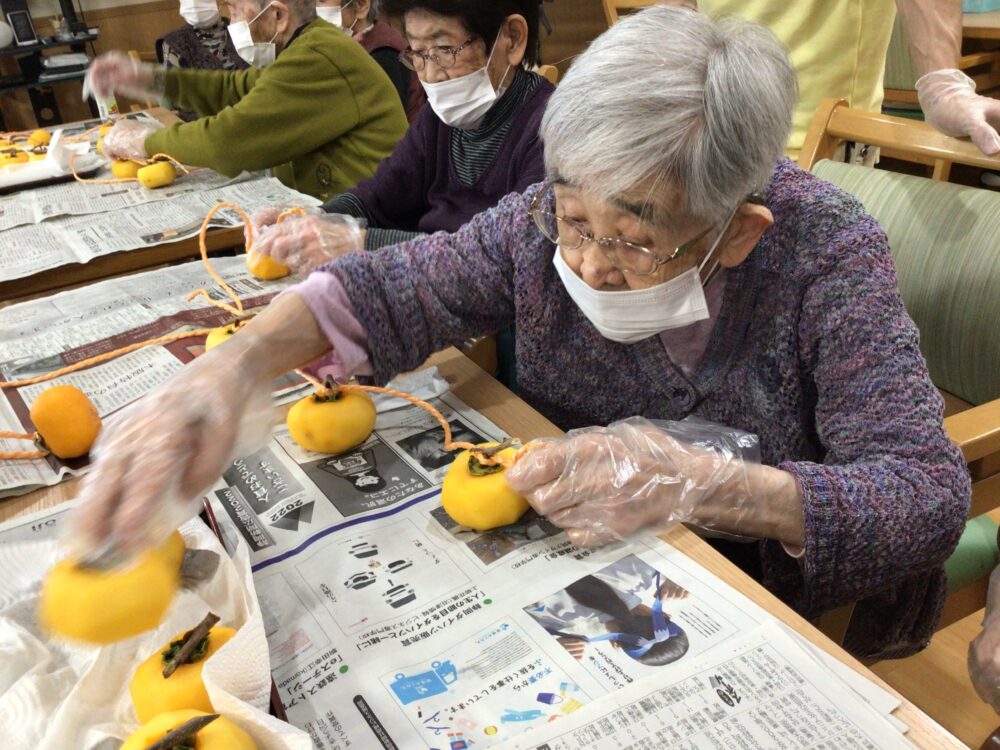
[0,347,966,749]
[964,11,1000,40]
[0,108,245,301]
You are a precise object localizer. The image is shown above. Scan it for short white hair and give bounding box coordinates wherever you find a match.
[541,5,796,225]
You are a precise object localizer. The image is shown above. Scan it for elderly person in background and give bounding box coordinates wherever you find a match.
[71,6,970,660]
[82,0,408,201]
[316,0,425,122]
[159,0,247,72]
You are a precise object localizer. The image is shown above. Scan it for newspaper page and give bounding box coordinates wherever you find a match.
[0,175,320,281]
[0,256,302,497]
[499,620,914,750]
[202,391,855,750]
[0,112,170,233]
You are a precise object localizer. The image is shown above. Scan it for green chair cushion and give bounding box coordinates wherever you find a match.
[812,159,1000,405]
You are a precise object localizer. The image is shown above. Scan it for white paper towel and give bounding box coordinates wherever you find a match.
[0,518,311,750]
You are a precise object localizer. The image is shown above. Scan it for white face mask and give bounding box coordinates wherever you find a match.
[228,2,278,67]
[420,33,511,130]
[180,0,220,28]
[553,213,734,344]
[315,6,342,26]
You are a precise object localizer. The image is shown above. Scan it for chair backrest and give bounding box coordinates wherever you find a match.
[602,0,656,26]
[537,64,559,85]
[810,159,1000,409]
[127,50,160,110]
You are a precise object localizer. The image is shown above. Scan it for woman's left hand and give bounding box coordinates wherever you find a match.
[252,214,366,276]
[506,417,754,547]
[103,120,160,162]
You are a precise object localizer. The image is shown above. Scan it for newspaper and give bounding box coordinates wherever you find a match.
[499,620,914,749]
[0,256,302,498]
[190,392,909,750]
[0,175,320,281]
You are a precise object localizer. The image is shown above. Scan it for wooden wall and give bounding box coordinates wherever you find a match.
[1,0,182,129]
[540,0,609,74]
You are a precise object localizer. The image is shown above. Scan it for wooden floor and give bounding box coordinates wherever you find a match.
[873,611,999,748]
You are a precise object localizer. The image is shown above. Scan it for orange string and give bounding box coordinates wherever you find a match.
[0,431,48,460]
[63,118,120,144]
[0,328,216,390]
[186,202,252,318]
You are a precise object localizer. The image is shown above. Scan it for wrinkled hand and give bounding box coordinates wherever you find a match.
[67,336,274,561]
[103,119,161,162]
[250,213,366,276]
[83,51,163,102]
[506,417,752,547]
[917,69,1000,155]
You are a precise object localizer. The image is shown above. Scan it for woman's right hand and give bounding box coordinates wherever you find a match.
[67,335,274,561]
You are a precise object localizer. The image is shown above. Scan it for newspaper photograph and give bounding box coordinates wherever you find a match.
[500,620,914,750]
[0,175,320,281]
[0,257,301,497]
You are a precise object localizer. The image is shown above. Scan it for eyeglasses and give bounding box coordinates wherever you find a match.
[528,185,713,277]
[399,35,480,72]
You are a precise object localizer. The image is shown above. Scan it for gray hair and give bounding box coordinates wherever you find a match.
[541,6,796,225]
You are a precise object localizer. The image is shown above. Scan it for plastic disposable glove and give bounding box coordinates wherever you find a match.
[102,119,162,162]
[83,51,165,102]
[506,417,759,547]
[249,212,366,276]
[65,334,274,563]
[969,565,1000,712]
[916,69,1000,155]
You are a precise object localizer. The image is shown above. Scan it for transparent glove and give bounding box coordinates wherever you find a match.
[970,565,1000,712]
[65,335,275,563]
[102,119,162,162]
[916,68,1000,155]
[506,416,759,547]
[245,203,325,246]
[83,51,165,102]
[249,212,367,276]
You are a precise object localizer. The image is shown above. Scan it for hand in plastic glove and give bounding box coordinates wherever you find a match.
[969,565,1000,712]
[83,51,164,102]
[250,213,366,276]
[506,417,796,548]
[916,69,1000,155]
[67,335,274,561]
[102,119,161,162]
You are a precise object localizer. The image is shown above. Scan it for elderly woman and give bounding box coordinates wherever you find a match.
[74,6,969,660]
[83,0,408,201]
[247,0,551,259]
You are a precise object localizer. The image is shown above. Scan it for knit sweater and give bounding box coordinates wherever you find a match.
[301,159,971,659]
[146,18,408,201]
[322,69,552,250]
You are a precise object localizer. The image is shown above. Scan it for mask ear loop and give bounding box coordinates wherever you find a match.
[697,204,741,285]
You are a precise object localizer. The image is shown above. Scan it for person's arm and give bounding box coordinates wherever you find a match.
[158,66,262,117]
[896,0,961,77]
[900,0,1000,154]
[775,215,971,614]
[145,45,365,176]
[315,187,529,384]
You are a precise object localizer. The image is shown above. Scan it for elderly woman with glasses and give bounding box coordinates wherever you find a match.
[74,6,969,661]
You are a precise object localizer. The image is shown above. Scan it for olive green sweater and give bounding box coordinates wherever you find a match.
[145,18,408,201]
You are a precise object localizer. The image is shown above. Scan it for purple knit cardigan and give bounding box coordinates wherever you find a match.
[321,159,971,659]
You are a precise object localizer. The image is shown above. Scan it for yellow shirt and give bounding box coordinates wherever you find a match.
[698,0,896,158]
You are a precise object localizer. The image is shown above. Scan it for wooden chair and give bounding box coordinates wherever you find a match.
[537,64,559,85]
[602,0,657,26]
[799,98,1000,638]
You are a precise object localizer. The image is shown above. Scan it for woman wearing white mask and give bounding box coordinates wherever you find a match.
[82,0,408,201]
[315,0,425,122]
[247,0,550,263]
[71,7,969,662]
[158,0,246,74]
